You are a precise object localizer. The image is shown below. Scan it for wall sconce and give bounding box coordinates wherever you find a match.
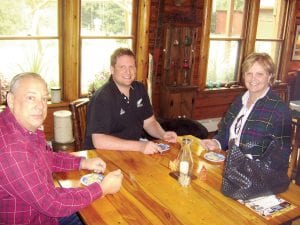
[173,0,185,6]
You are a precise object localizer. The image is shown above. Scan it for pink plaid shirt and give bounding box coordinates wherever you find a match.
[0,108,102,225]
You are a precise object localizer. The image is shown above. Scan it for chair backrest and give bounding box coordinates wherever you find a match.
[272,82,290,104]
[288,115,300,180]
[293,71,300,100]
[69,98,89,151]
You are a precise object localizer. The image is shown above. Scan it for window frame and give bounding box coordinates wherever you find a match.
[79,0,137,96]
[62,0,144,101]
[207,0,248,88]
[198,0,292,90]
[254,0,288,82]
[0,0,61,103]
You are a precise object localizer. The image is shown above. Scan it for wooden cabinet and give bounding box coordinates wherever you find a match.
[160,86,197,119]
[159,25,198,119]
[162,25,198,87]
[44,102,70,140]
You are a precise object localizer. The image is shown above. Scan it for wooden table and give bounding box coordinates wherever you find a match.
[54,143,300,225]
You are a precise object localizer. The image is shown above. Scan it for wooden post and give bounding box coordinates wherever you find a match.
[280,0,297,82]
[197,0,212,89]
[136,0,150,85]
[62,0,80,101]
[243,0,259,57]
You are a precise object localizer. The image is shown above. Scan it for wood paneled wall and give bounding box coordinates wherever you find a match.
[287,0,300,71]
[149,0,298,121]
[41,0,300,140]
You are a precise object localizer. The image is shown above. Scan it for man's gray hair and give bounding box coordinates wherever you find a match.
[9,72,47,94]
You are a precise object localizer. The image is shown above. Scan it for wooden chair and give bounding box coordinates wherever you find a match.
[288,114,300,180]
[272,82,290,104]
[69,98,89,151]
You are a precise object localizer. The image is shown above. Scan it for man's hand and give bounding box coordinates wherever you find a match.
[80,157,106,173]
[139,141,160,154]
[162,131,177,143]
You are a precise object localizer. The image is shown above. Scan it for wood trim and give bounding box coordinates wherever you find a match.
[192,82,289,120]
[62,0,80,101]
[243,0,259,57]
[136,0,150,84]
[44,102,70,140]
[197,0,212,90]
[280,0,297,82]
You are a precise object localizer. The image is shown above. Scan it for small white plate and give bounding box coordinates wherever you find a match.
[80,173,104,186]
[204,152,225,163]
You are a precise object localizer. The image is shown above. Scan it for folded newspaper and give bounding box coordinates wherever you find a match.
[238,195,296,219]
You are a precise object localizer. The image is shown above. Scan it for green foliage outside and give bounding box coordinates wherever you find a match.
[81,1,126,35]
[0,1,24,35]
[88,71,111,95]
[0,0,58,98]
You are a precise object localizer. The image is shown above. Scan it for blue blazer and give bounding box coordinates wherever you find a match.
[214,88,292,162]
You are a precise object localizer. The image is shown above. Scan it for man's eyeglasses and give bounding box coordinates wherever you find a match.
[234,114,244,135]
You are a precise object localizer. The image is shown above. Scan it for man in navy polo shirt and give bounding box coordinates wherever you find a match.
[85,48,177,154]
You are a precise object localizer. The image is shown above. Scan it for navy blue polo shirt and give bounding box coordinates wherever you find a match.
[84,79,153,149]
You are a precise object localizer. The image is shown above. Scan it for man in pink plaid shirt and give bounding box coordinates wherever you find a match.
[0,72,123,225]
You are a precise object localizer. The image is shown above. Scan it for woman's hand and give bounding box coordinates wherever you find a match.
[201,139,220,151]
[100,169,123,196]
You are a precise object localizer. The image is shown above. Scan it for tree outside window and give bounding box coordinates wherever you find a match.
[0,0,59,102]
[80,0,133,95]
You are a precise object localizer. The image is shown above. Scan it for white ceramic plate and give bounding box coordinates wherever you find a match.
[204,152,225,163]
[80,173,104,186]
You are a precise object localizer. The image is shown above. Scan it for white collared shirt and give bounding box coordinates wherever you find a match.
[229,87,270,146]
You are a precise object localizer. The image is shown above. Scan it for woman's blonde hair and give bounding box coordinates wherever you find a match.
[242,52,275,85]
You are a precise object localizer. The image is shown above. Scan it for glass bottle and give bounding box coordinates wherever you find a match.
[178,137,194,186]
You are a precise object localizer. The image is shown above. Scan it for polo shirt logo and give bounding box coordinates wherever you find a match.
[120,108,125,115]
[137,98,143,108]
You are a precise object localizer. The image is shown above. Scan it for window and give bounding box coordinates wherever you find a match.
[80,0,134,95]
[0,0,59,101]
[206,0,288,87]
[207,0,245,86]
[255,0,286,78]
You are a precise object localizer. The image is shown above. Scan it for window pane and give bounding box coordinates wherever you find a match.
[0,0,59,102]
[0,40,59,89]
[81,39,132,94]
[81,0,132,36]
[207,41,240,84]
[256,0,283,39]
[0,0,58,36]
[210,0,245,38]
[255,41,281,73]
[256,0,285,80]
